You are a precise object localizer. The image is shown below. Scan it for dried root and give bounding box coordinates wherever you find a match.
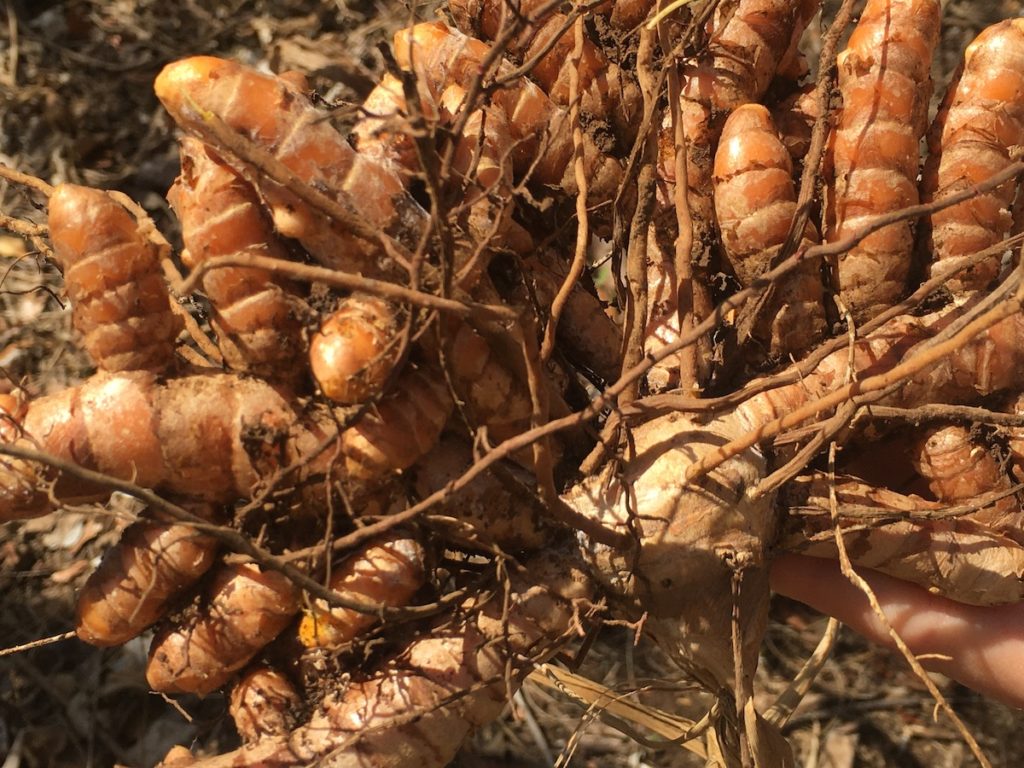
[782,474,1024,607]
[160,550,594,768]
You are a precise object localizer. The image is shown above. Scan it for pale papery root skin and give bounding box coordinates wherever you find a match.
[564,410,774,692]
[782,474,1024,607]
[735,300,1024,606]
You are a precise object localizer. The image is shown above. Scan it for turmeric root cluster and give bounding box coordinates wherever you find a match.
[5,2,1024,767]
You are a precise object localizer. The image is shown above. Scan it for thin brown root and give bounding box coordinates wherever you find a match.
[0,163,54,197]
[0,629,76,657]
[658,17,696,394]
[687,275,1024,482]
[826,443,992,768]
[540,15,589,363]
[177,252,516,323]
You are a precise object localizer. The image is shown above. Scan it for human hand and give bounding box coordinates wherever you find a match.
[771,553,1024,709]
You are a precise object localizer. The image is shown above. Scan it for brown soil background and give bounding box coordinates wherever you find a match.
[1,1,1024,766]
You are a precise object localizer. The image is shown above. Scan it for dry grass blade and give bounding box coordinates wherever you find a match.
[764,617,839,727]
[529,663,710,758]
[645,0,698,29]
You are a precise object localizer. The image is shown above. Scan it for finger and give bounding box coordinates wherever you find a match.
[771,552,1024,709]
